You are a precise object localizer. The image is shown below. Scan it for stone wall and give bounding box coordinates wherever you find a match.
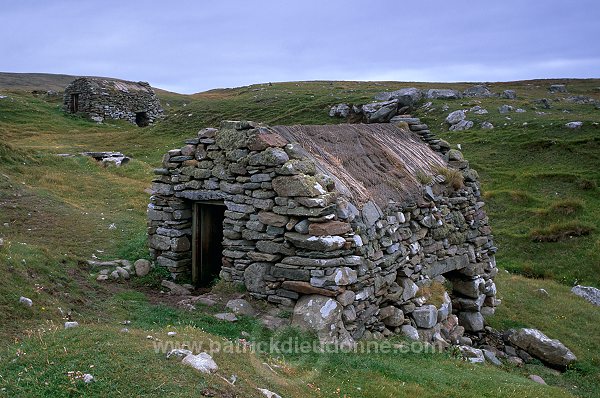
[63,78,163,125]
[147,120,498,345]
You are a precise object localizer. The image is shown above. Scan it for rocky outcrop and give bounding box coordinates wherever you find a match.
[571,285,600,306]
[508,328,577,367]
[374,88,423,108]
[463,85,493,98]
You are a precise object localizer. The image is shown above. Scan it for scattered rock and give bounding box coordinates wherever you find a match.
[134,259,151,277]
[81,151,130,167]
[528,375,546,385]
[258,388,283,398]
[426,89,461,99]
[565,121,583,129]
[161,280,191,295]
[515,108,526,113]
[96,274,109,282]
[470,105,488,114]
[181,352,218,374]
[82,374,95,383]
[64,321,79,329]
[571,285,600,306]
[482,349,502,366]
[374,87,423,108]
[508,328,577,367]
[481,121,494,130]
[535,288,549,297]
[498,105,514,114]
[214,312,238,322]
[549,84,567,93]
[168,331,177,337]
[115,266,130,280]
[329,103,351,118]
[0,237,4,249]
[226,299,257,316]
[566,95,596,104]
[535,98,552,109]
[463,85,493,98]
[501,90,517,99]
[449,120,473,131]
[445,110,466,125]
[19,296,33,307]
[362,100,399,123]
[167,348,192,359]
[459,346,485,363]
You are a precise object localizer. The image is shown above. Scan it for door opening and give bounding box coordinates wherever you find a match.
[192,202,225,287]
[135,111,150,127]
[70,94,79,113]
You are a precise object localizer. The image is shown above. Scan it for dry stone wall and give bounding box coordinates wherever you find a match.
[148,120,498,345]
[63,78,163,125]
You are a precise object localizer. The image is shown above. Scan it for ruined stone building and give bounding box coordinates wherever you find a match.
[147,119,498,345]
[63,77,163,126]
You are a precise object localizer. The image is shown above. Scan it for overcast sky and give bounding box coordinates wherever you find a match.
[1,0,599,93]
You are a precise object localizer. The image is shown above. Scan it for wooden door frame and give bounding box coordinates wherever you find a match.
[191,201,226,286]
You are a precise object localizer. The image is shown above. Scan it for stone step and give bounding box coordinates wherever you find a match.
[390,116,420,124]
[410,124,429,131]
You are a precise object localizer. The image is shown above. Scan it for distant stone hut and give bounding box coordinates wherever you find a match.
[63,77,163,126]
[148,119,498,345]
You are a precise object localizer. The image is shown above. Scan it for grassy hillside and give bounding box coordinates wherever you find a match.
[0,78,599,397]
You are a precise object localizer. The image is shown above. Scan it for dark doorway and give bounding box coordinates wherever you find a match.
[192,202,225,287]
[135,111,150,127]
[70,94,79,113]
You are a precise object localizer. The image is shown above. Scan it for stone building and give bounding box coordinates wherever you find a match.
[147,119,499,345]
[63,77,163,126]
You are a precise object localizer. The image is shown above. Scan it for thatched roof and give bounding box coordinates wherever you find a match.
[272,123,446,206]
[67,77,155,95]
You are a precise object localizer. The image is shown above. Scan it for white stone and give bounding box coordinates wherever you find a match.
[181,352,218,373]
[19,296,33,307]
[82,374,95,383]
[258,388,283,398]
[64,321,79,329]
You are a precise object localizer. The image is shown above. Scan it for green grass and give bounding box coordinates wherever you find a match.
[1,78,599,397]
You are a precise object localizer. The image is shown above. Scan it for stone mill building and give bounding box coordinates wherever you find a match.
[147,119,499,345]
[63,77,163,126]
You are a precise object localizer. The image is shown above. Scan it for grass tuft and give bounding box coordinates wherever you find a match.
[530,221,595,242]
[433,165,464,190]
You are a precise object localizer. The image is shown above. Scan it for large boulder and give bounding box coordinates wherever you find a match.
[571,285,600,306]
[501,90,517,99]
[374,88,423,108]
[426,89,461,99]
[508,328,577,367]
[292,295,342,343]
[549,84,567,93]
[445,110,466,125]
[329,103,351,118]
[463,85,493,98]
[361,100,399,123]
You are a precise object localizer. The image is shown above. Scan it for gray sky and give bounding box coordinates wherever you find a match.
[1,0,599,93]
